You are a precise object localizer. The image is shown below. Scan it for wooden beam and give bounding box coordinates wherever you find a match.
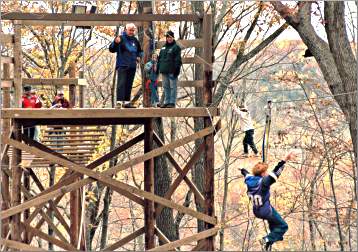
[42,133,104,138]
[26,168,70,234]
[148,227,220,251]
[41,138,102,142]
[156,39,203,49]
[154,226,179,251]
[14,133,146,228]
[44,128,106,133]
[153,133,207,215]
[0,238,46,251]
[22,78,86,86]
[1,108,220,119]
[144,119,155,249]
[13,23,22,108]
[10,122,21,242]
[45,143,98,147]
[21,223,77,251]
[157,80,203,88]
[18,20,143,27]
[182,56,207,64]
[102,227,145,251]
[1,13,200,22]
[2,135,217,225]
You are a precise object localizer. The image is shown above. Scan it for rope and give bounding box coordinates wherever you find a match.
[262,101,272,163]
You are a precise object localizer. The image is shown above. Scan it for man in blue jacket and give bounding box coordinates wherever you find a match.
[240,151,296,251]
[109,23,143,108]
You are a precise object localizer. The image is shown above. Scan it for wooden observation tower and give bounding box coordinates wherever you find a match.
[1,11,220,251]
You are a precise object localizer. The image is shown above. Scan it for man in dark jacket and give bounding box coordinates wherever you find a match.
[109,23,143,108]
[157,30,182,108]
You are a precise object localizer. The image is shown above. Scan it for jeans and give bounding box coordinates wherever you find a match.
[162,73,177,105]
[150,81,159,104]
[117,67,136,102]
[24,127,35,140]
[264,207,288,243]
[243,129,258,154]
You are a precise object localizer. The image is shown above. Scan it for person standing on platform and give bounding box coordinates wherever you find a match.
[144,52,159,107]
[157,30,182,108]
[22,85,42,139]
[235,104,259,158]
[109,23,143,108]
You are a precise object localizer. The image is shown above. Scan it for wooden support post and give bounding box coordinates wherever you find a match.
[202,14,216,251]
[13,22,22,108]
[69,63,77,107]
[1,63,11,238]
[22,169,30,244]
[69,62,80,246]
[142,7,152,108]
[144,118,155,249]
[11,121,22,243]
[79,71,85,108]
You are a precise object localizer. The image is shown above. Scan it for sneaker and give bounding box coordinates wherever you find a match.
[166,103,176,108]
[254,152,260,157]
[260,238,273,251]
[160,103,169,108]
[240,153,249,158]
[152,102,159,108]
[115,102,122,109]
[123,103,136,108]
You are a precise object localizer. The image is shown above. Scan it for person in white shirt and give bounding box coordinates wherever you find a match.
[235,104,259,158]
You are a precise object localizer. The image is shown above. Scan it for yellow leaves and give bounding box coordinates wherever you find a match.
[86,191,97,203]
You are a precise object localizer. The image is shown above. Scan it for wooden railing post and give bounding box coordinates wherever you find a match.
[1,63,11,239]
[13,22,22,108]
[11,121,22,244]
[143,6,156,250]
[69,62,77,107]
[202,13,215,251]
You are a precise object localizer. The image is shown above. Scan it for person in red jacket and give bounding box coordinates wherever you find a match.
[22,85,42,139]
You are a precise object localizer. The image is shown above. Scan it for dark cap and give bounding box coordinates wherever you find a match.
[23,85,32,92]
[165,30,175,38]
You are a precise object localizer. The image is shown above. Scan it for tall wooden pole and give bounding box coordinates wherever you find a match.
[13,22,22,108]
[143,6,156,250]
[79,70,85,108]
[11,121,22,243]
[69,62,77,107]
[1,63,11,238]
[69,62,80,246]
[202,14,215,251]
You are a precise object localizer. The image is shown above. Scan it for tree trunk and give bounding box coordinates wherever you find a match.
[153,118,177,242]
[100,187,113,249]
[271,1,357,161]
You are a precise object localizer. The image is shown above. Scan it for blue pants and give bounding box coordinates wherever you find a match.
[150,82,159,104]
[264,207,288,243]
[162,73,177,105]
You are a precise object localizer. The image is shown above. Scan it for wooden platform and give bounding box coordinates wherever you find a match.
[1,108,219,126]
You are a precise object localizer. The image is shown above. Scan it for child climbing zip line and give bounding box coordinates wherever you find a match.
[240,151,297,251]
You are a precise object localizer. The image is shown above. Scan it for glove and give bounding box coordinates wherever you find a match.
[240,168,249,177]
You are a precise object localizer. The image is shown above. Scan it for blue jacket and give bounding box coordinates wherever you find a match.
[241,161,286,219]
[109,32,143,69]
